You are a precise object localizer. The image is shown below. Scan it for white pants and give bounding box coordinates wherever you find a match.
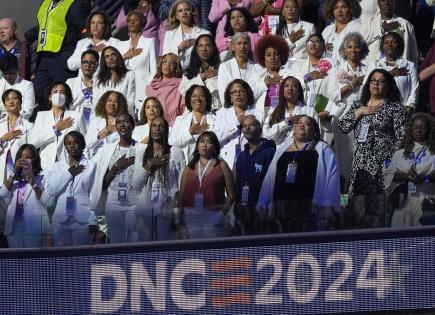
[184,208,225,239]
[7,220,44,248]
[52,218,91,246]
[105,208,137,244]
[136,209,174,242]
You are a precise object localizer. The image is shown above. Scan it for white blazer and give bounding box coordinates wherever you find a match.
[0,116,33,185]
[179,74,221,111]
[90,141,145,215]
[0,174,51,235]
[257,140,341,213]
[45,157,96,225]
[30,110,85,172]
[365,57,419,108]
[162,25,210,70]
[321,19,362,64]
[217,58,265,104]
[253,66,290,113]
[132,145,185,214]
[213,106,265,169]
[118,36,157,113]
[0,76,36,120]
[132,123,173,144]
[67,37,121,71]
[85,116,119,157]
[93,71,136,116]
[168,111,216,163]
[66,74,96,114]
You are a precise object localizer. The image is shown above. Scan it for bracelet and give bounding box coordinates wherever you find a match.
[53,126,61,136]
[304,73,312,83]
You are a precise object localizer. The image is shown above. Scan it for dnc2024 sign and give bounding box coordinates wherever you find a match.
[0,230,434,314]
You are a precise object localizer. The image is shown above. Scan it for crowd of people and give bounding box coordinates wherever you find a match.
[0,0,434,248]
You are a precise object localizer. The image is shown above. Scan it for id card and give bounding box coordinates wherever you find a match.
[83,107,91,123]
[66,196,76,216]
[118,182,127,202]
[235,144,241,158]
[39,29,47,47]
[15,204,24,220]
[286,162,297,183]
[194,192,204,213]
[358,123,370,143]
[241,185,249,205]
[408,181,417,194]
[150,182,160,202]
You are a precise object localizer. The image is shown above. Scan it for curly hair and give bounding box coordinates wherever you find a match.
[85,11,112,40]
[64,131,86,152]
[276,0,300,38]
[224,7,259,37]
[380,31,405,59]
[269,76,305,127]
[97,46,128,87]
[223,79,255,108]
[254,34,290,67]
[359,69,401,105]
[338,32,369,60]
[94,91,129,118]
[185,85,212,112]
[154,53,183,79]
[167,0,198,30]
[322,0,361,22]
[184,34,220,80]
[138,96,165,124]
[401,113,435,158]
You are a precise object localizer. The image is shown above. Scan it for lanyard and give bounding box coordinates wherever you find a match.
[410,145,427,168]
[197,159,213,190]
[192,113,205,125]
[291,141,311,162]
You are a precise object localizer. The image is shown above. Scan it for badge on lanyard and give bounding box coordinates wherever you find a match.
[150,181,160,202]
[66,196,76,216]
[6,150,14,170]
[235,143,241,158]
[15,204,24,220]
[118,182,128,202]
[194,192,204,213]
[40,29,47,47]
[408,181,417,194]
[286,162,298,183]
[358,123,370,143]
[82,107,92,123]
[241,185,249,205]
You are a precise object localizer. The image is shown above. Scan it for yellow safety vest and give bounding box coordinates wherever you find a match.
[36,0,75,53]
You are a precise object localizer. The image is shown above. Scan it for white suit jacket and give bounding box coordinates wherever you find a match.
[217,58,265,104]
[118,36,157,113]
[168,111,216,162]
[93,71,136,116]
[162,25,210,70]
[45,157,96,224]
[67,37,121,71]
[180,74,221,110]
[0,76,36,120]
[0,116,33,185]
[253,67,290,113]
[30,110,85,172]
[85,116,119,158]
[213,106,265,169]
[257,140,341,213]
[66,74,96,113]
[0,174,51,235]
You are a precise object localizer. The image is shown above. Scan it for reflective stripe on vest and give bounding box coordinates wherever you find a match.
[36,0,75,53]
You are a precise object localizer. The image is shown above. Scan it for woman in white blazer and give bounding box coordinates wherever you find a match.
[162,0,210,70]
[179,34,221,112]
[66,49,99,127]
[0,89,33,186]
[133,96,166,144]
[133,116,185,241]
[214,79,265,169]
[85,91,129,158]
[30,82,85,172]
[118,10,157,113]
[217,32,264,104]
[321,0,362,64]
[93,46,136,116]
[45,131,97,246]
[365,32,419,114]
[0,144,51,248]
[67,11,121,71]
[90,113,142,244]
[263,76,319,146]
[272,0,316,60]
[169,85,216,162]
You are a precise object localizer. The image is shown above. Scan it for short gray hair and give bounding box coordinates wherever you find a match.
[338,32,369,61]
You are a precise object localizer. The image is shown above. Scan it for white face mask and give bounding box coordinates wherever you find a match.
[51,92,66,107]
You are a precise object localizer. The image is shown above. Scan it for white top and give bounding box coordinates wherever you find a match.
[0,76,36,120]
[180,74,221,110]
[85,116,119,158]
[65,74,96,114]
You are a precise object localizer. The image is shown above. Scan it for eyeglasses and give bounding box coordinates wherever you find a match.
[369,79,387,86]
[230,90,247,96]
[81,61,97,66]
[307,40,323,46]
